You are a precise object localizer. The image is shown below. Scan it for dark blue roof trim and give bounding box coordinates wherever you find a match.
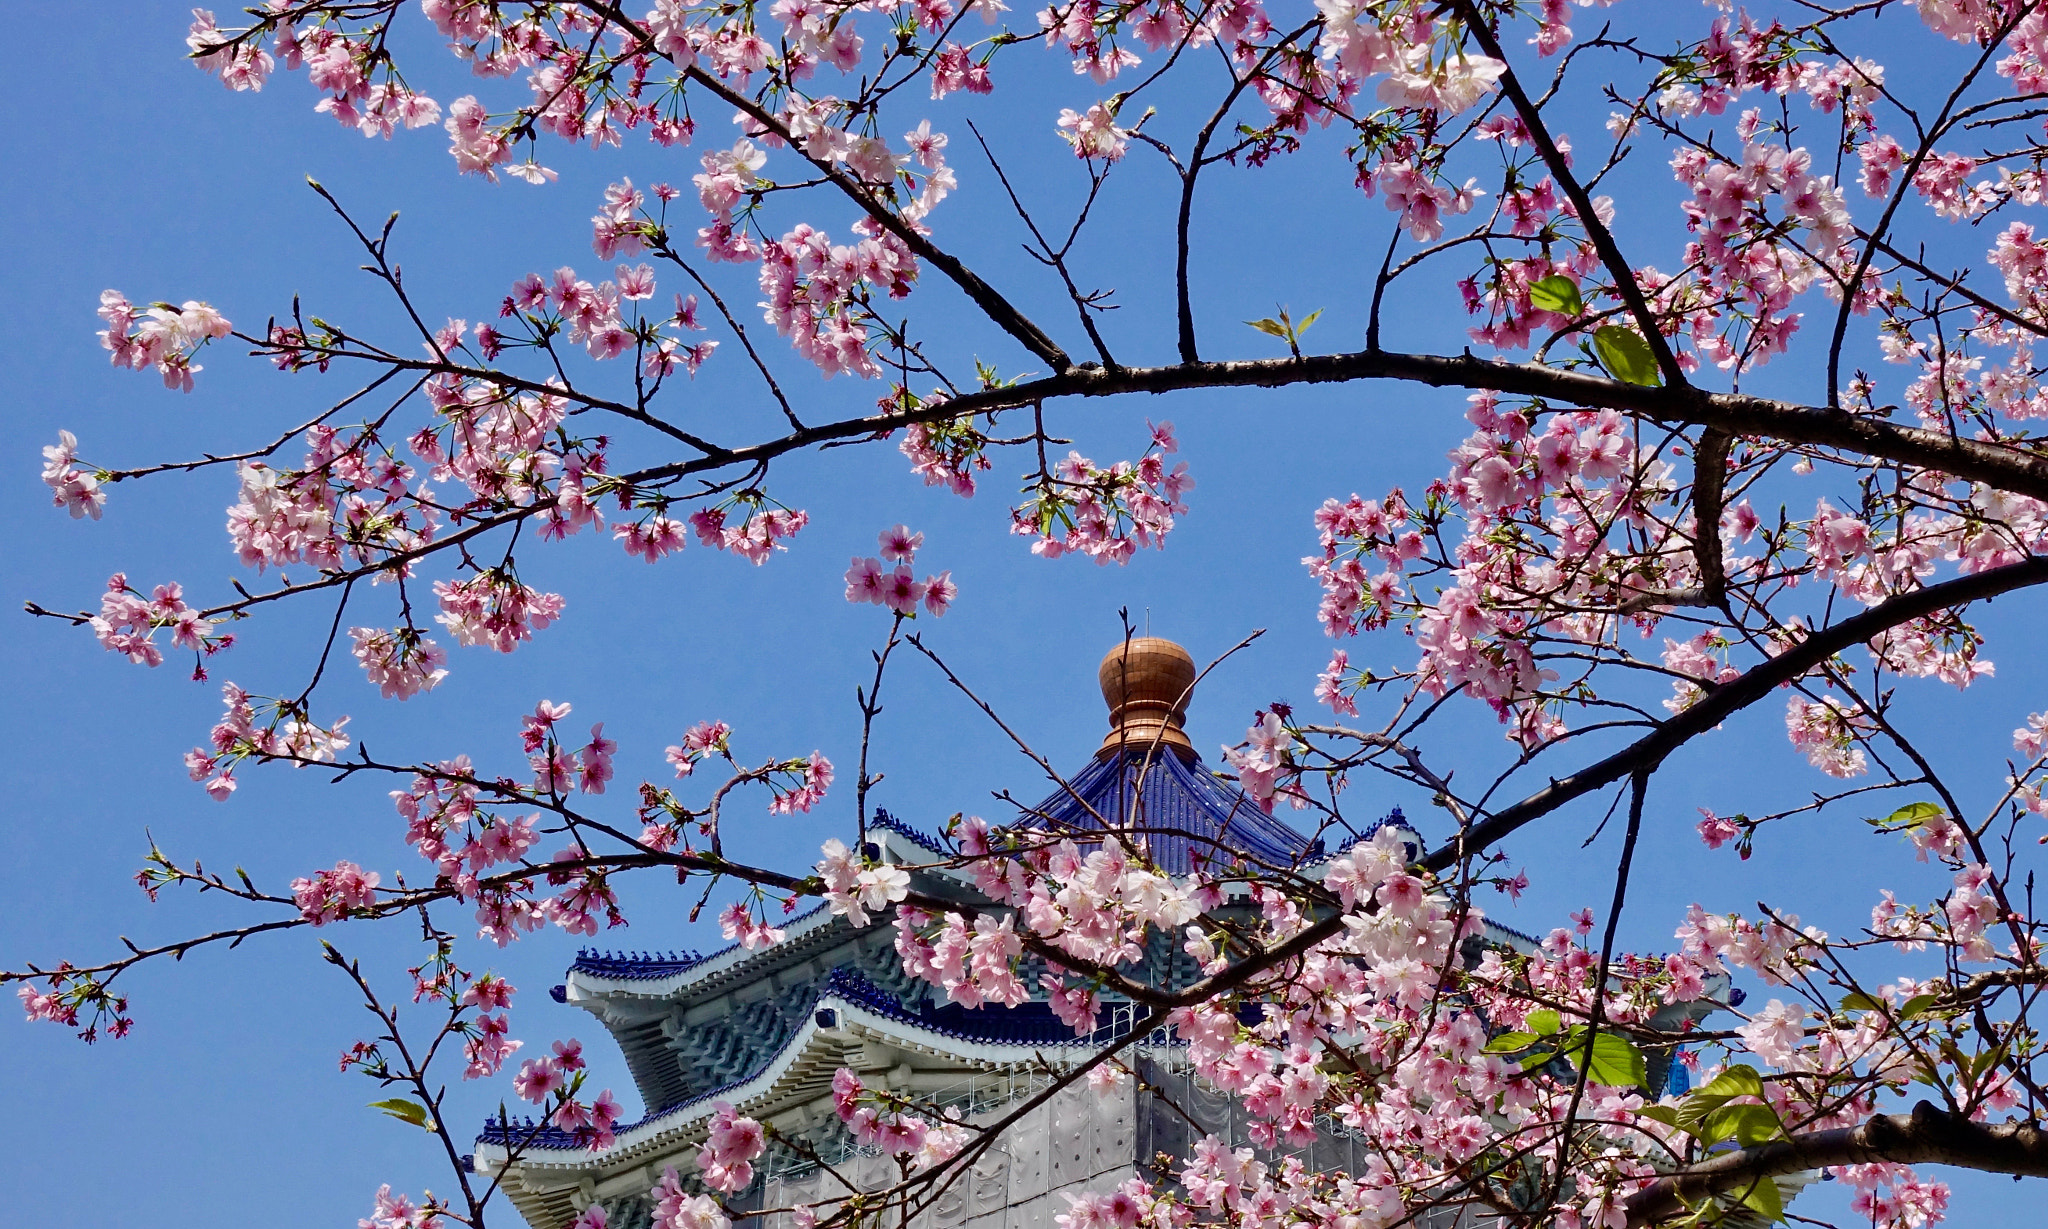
[568,898,838,983]
[1333,807,1420,853]
[565,816,938,985]
[569,948,709,980]
[1018,748,1323,876]
[870,809,948,854]
[820,966,1139,1048]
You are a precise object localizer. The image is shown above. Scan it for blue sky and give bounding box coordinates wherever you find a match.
[4,4,2042,1225]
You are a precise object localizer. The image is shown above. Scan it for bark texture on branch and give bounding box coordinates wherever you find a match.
[625,351,2048,510]
[1625,1101,2048,1226]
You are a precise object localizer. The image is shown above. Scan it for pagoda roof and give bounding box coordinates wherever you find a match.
[1017,746,1325,876]
[475,964,1146,1227]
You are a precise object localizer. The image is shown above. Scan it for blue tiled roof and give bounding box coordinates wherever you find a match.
[1017,747,1323,876]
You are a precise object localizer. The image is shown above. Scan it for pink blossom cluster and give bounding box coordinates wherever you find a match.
[290,860,382,925]
[1314,2,1507,113]
[380,710,635,946]
[1374,157,1484,243]
[513,1039,624,1149]
[434,571,567,652]
[460,974,523,1080]
[358,1185,444,1229]
[549,1083,625,1151]
[1057,103,1128,161]
[664,720,732,779]
[718,900,786,951]
[767,751,835,815]
[96,289,230,392]
[951,823,1205,982]
[185,681,350,801]
[651,1166,731,1229]
[815,838,912,926]
[1012,423,1192,563]
[1696,808,1743,851]
[1220,712,1299,814]
[755,218,918,380]
[895,401,992,497]
[506,264,655,364]
[1305,490,1419,638]
[186,9,273,91]
[844,524,955,616]
[410,375,571,510]
[1678,903,1824,988]
[523,701,616,796]
[686,501,809,564]
[1785,695,1873,779]
[90,574,220,669]
[695,1101,766,1192]
[393,764,539,894]
[828,1068,971,1168]
[1660,632,1741,714]
[615,516,688,564]
[196,9,442,137]
[1042,974,1102,1034]
[349,627,449,700]
[894,907,1028,1009]
[227,422,436,574]
[41,432,105,520]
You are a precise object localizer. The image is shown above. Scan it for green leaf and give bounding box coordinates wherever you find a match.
[1295,308,1323,334]
[1900,993,1940,1019]
[1593,325,1662,386]
[1692,1064,1764,1102]
[1568,1029,1649,1089]
[1840,992,1882,1013]
[1735,1176,1786,1224]
[370,1097,434,1130]
[1700,1103,1783,1147]
[1484,1031,1542,1054]
[1528,275,1584,317]
[1245,317,1291,338]
[1635,1104,1682,1128]
[1526,1008,1562,1036]
[1676,1064,1765,1133]
[1883,801,1944,829]
[1973,1042,2011,1077]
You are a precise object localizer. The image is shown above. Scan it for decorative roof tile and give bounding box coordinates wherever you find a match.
[568,948,710,980]
[1017,746,1323,876]
[869,809,948,854]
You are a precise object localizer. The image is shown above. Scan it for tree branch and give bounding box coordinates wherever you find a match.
[1435,554,2048,873]
[1626,1101,2048,1227]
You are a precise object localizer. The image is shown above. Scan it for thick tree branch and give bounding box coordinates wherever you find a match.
[629,350,2048,506]
[1625,1101,2048,1227]
[1435,554,2048,872]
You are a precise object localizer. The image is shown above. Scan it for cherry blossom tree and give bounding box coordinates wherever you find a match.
[19,2,2048,1228]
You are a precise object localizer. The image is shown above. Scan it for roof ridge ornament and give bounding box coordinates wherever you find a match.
[1096,636,1198,762]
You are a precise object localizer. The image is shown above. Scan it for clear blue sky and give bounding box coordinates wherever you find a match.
[3,5,2039,1226]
